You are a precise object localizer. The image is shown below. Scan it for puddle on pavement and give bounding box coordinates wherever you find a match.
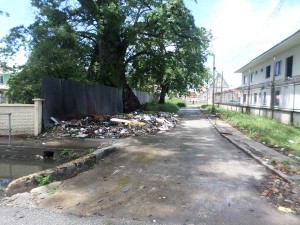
[0,158,59,189]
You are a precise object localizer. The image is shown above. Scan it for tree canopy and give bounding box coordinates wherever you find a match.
[0,0,211,110]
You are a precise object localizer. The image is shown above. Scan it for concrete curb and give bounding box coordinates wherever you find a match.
[5,146,118,197]
[207,116,300,196]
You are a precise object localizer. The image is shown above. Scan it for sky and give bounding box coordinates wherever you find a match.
[1,0,300,87]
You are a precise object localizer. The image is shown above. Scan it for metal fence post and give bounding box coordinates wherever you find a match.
[0,113,12,147]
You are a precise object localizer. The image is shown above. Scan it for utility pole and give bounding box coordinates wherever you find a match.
[271,56,276,119]
[220,71,223,103]
[212,53,216,110]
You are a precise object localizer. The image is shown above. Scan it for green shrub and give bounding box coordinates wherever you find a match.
[143,101,179,113]
[34,175,52,186]
[59,149,80,160]
[176,102,186,107]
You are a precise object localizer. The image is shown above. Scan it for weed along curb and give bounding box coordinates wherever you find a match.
[5,146,118,197]
[207,116,300,197]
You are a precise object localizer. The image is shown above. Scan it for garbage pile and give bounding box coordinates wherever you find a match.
[42,112,179,139]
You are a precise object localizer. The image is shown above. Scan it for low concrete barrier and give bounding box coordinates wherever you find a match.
[5,146,118,196]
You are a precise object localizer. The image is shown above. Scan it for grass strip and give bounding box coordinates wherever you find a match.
[202,105,300,156]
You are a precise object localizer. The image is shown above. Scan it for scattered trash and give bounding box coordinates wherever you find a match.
[288,140,294,144]
[278,206,293,213]
[123,185,131,193]
[41,112,178,140]
[260,190,269,196]
[50,117,59,125]
[260,172,300,214]
[158,196,167,200]
[112,170,120,175]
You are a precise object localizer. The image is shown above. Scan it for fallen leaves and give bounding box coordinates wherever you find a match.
[260,172,300,214]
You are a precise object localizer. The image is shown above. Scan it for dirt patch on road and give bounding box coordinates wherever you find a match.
[259,172,300,214]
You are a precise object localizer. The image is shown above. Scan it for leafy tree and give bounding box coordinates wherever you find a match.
[129,0,211,103]
[0,10,9,17]
[1,0,211,110]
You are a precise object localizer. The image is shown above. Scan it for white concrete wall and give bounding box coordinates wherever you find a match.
[295,85,300,110]
[0,99,43,136]
[218,103,300,127]
[0,104,34,135]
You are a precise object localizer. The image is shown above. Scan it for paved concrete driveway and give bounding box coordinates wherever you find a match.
[1,106,299,225]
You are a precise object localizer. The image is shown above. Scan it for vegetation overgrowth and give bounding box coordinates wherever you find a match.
[201,105,300,156]
[143,98,187,113]
[143,101,179,113]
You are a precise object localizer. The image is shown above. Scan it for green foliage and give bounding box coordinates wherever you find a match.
[281,159,291,166]
[47,187,58,195]
[270,158,277,165]
[176,102,186,108]
[143,101,179,113]
[167,98,186,107]
[34,175,52,186]
[129,0,211,103]
[0,0,211,108]
[216,109,300,156]
[1,0,211,108]
[59,149,80,160]
[201,104,213,111]
[88,148,95,154]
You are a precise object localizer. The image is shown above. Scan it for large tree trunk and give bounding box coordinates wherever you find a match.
[120,67,141,113]
[158,85,169,104]
[123,83,141,113]
[87,42,99,80]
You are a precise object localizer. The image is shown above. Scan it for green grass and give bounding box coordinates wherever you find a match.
[166,98,187,108]
[202,105,300,156]
[143,100,180,113]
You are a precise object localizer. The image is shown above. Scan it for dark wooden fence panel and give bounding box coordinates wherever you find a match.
[41,76,123,129]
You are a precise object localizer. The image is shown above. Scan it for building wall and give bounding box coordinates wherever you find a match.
[0,100,43,136]
[218,103,300,127]
[0,105,35,135]
[240,42,300,112]
[241,44,300,85]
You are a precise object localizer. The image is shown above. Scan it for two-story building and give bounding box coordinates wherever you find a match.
[0,73,10,103]
[235,29,300,125]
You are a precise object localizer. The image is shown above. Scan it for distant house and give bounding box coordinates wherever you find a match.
[0,73,10,103]
[236,29,300,111]
[199,73,231,104]
[215,87,241,104]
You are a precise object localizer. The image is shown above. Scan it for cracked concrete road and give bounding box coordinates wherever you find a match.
[1,106,299,225]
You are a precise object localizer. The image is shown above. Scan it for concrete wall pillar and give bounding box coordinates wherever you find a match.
[33,98,44,136]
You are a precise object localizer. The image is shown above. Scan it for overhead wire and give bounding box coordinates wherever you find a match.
[224,0,285,65]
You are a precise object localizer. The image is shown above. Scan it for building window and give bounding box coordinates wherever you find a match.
[254,93,257,104]
[275,60,281,76]
[243,94,247,103]
[263,92,266,105]
[275,90,280,106]
[261,68,263,72]
[250,72,254,83]
[286,56,293,78]
[243,75,248,85]
[0,76,3,84]
[266,65,271,78]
